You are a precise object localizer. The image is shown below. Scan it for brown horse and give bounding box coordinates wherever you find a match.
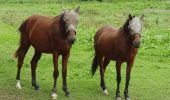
[91,14,144,100]
[15,6,80,99]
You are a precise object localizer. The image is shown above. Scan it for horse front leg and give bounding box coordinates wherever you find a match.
[51,52,59,99]
[115,61,122,100]
[62,52,71,97]
[124,60,134,100]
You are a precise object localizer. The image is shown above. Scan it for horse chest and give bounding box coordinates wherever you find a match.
[115,48,138,61]
[52,40,72,54]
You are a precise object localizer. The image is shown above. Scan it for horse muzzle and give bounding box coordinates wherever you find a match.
[133,41,141,48]
[66,25,77,44]
[68,38,76,44]
[132,33,141,48]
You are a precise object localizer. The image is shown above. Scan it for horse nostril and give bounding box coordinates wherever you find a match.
[133,41,140,48]
[68,39,75,44]
[135,45,139,48]
[71,40,75,44]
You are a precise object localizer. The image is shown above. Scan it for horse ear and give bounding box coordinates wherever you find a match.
[61,5,66,13]
[75,6,80,13]
[140,14,144,22]
[62,9,68,16]
[64,9,67,13]
[128,14,133,20]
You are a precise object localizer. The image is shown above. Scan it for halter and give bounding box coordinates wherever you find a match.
[61,10,78,33]
[128,17,142,35]
[66,24,77,33]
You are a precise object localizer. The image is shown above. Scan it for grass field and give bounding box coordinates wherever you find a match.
[0,0,170,100]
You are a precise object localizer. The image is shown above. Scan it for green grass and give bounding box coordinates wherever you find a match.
[0,0,170,100]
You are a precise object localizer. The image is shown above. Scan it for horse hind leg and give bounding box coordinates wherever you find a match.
[31,50,42,90]
[51,52,59,99]
[103,58,110,72]
[15,43,30,89]
[99,57,109,96]
[102,58,110,95]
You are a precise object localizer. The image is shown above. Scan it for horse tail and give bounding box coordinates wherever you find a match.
[15,20,28,58]
[91,53,99,76]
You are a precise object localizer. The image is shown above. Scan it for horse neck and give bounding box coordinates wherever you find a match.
[118,28,138,56]
[119,27,134,49]
[52,15,67,38]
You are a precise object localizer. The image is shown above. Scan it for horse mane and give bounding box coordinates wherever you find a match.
[122,19,130,35]
[122,15,136,35]
[60,13,66,30]
[119,19,133,43]
[60,13,65,24]
[51,14,67,36]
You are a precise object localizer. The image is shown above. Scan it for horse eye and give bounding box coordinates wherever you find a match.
[129,27,133,32]
[65,25,68,29]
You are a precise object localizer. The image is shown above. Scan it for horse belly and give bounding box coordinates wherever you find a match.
[100,45,117,60]
[29,31,52,53]
[95,26,119,58]
[96,37,116,60]
[31,41,52,53]
[27,20,53,53]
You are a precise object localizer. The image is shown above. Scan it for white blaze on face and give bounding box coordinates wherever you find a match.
[63,10,78,33]
[129,17,142,35]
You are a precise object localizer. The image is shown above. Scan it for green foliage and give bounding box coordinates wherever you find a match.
[0,1,170,100]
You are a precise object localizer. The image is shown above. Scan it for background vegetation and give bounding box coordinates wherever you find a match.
[0,0,170,100]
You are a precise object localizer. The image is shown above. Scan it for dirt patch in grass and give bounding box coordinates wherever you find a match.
[0,89,23,100]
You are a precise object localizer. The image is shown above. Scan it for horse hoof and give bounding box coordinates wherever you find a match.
[32,83,40,90]
[115,96,121,100]
[16,84,21,89]
[35,87,40,90]
[125,97,131,100]
[103,89,108,96]
[34,85,40,90]
[65,93,71,97]
[16,80,21,89]
[51,93,57,99]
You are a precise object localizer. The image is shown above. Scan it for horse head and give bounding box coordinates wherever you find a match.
[127,14,144,48]
[62,6,80,44]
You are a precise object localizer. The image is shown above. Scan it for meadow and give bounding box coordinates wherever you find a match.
[0,0,170,100]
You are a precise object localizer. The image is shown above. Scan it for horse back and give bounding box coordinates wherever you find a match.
[26,15,53,33]
[95,25,118,42]
[94,26,119,59]
[23,15,60,53]
[94,26,137,61]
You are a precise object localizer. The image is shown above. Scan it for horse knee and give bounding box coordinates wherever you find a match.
[31,63,37,74]
[17,60,23,68]
[126,76,130,81]
[31,60,35,66]
[117,76,121,82]
[62,70,67,76]
[31,53,41,68]
[53,71,59,78]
